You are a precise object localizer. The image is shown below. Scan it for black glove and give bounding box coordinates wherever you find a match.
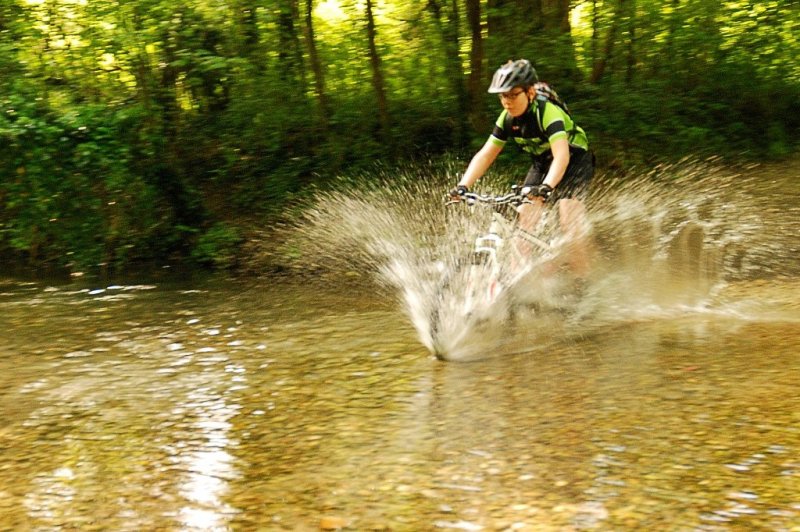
[449,184,469,199]
[521,183,553,201]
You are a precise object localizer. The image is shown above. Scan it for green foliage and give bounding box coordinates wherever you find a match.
[191,222,243,270]
[0,0,798,275]
[0,96,175,272]
[579,53,800,164]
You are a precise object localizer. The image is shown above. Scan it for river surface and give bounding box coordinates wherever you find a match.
[3,159,800,531]
[1,273,799,531]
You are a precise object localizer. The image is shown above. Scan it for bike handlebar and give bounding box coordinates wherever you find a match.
[445,189,531,207]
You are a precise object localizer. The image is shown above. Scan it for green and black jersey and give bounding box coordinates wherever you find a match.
[489,99,590,158]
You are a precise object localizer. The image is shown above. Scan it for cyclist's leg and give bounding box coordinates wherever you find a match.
[515,162,547,258]
[558,199,591,277]
[553,148,594,200]
[555,150,595,279]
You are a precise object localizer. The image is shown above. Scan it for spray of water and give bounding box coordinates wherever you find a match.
[287,158,800,361]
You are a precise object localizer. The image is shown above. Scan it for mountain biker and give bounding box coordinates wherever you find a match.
[450,59,595,279]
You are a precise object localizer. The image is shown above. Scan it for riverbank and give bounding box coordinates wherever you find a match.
[3,154,798,283]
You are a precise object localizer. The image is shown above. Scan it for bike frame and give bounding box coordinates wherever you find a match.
[428,189,557,359]
[453,190,554,288]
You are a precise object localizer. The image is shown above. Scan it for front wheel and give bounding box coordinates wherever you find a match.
[428,251,509,360]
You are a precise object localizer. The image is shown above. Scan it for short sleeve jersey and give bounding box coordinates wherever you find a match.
[489,99,590,158]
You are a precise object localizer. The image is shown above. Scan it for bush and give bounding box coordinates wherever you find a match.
[191,222,243,270]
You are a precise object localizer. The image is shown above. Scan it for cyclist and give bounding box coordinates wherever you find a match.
[450,59,595,279]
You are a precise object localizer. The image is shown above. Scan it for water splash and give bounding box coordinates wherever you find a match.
[288,158,800,361]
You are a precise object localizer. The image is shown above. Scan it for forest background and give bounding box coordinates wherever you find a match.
[1,0,798,276]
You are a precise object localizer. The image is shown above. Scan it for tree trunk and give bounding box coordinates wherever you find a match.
[546,0,571,33]
[666,0,679,62]
[591,0,598,69]
[625,0,636,84]
[365,0,390,141]
[486,0,542,69]
[589,0,621,83]
[279,0,306,86]
[530,0,544,30]
[427,0,468,146]
[303,0,330,128]
[236,0,259,59]
[541,0,579,82]
[465,0,485,129]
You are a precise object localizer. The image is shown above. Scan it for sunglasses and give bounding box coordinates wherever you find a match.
[499,89,525,101]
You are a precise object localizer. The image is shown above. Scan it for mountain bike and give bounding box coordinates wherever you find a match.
[427,187,568,360]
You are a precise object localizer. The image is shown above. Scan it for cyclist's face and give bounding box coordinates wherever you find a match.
[499,86,530,117]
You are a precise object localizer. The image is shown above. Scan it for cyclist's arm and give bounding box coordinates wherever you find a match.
[459,138,503,189]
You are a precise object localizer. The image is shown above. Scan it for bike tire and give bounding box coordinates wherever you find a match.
[428,252,507,360]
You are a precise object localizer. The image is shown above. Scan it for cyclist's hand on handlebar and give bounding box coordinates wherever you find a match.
[448,185,469,201]
[520,184,553,202]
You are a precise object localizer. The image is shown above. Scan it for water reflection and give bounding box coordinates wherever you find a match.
[0,281,252,530]
[175,390,239,529]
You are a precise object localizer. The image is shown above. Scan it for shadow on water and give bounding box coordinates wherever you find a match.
[292,158,800,361]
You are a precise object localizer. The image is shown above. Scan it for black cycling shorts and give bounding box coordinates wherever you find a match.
[523,148,595,200]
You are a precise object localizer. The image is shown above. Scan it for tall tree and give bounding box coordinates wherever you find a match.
[625,0,636,84]
[589,0,621,83]
[666,0,680,64]
[365,0,390,140]
[303,0,330,128]
[466,0,485,129]
[487,0,534,68]
[591,0,599,69]
[234,0,260,60]
[426,0,468,145]
[278,0,306,87]
[541,0,579,81]
[544,0,571,33]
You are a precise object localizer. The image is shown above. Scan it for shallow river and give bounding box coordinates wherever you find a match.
[1,273,798,531]
[3,158,800,531]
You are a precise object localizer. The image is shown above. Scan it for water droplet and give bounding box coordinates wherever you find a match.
[727,491,759,500]
[725,463,750,472]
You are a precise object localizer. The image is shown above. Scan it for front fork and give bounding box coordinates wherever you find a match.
[467,214,505,304]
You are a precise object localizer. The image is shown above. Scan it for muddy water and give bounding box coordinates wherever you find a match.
[2,158,800,530]
[1,275,799,531]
